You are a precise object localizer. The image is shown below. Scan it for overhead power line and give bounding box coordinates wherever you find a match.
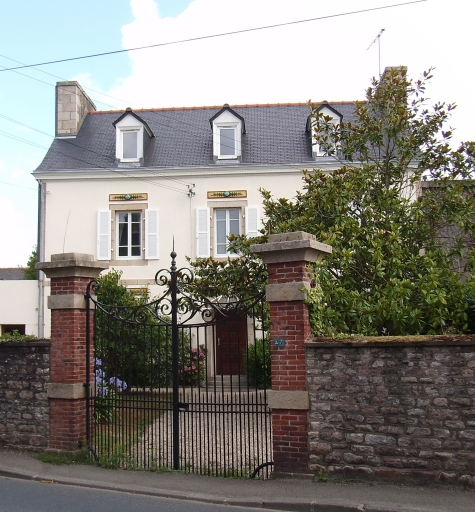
[0,0,427,72]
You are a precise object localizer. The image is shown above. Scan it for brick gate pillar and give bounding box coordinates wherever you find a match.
[252,232,331,474]
[36,253,108,452]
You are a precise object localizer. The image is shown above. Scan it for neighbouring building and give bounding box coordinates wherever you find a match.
[0,268,39,336]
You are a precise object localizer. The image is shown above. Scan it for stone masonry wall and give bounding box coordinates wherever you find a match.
[0,341,50,450]
[307,337,475,486]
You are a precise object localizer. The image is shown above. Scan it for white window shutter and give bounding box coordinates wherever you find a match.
[97,210,111,261]
[196,208,210,258]
[145,209,159,260]
[245,206,260,238]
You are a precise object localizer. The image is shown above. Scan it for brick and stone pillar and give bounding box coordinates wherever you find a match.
[252,232,331,474]
[36,253,108,452]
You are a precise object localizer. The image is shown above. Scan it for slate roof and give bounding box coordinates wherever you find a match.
[0,268,26,280]
[36,102,358,171]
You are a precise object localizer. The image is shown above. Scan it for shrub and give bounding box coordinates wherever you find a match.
[244,337,271,389]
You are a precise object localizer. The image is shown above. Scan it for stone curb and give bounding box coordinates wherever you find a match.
[0,466,431,512]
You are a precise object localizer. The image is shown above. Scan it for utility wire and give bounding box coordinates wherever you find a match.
[0,0,427,72]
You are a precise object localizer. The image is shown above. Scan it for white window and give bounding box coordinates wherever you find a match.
[308,103,342,158]
[195,206,259,258]
[210,106,244,160]
[218,126,237,158]
[122,130,139,160]
[215,208,241,255]
[113,109,154,163]
[117,211,142,258]
[97,208,159,261]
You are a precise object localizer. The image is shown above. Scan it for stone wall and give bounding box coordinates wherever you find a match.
[0,341,50,449]
[307,337,475,486]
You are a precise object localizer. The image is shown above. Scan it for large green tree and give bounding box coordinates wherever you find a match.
[262,68,475,336]
[190,68,475,336]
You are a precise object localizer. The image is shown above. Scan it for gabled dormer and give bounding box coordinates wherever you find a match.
[306,101,343,158]
[113,108,154,165]
[210,105,245,162]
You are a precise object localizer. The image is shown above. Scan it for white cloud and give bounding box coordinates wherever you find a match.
[106,0,473,145]
[0,196,37,267]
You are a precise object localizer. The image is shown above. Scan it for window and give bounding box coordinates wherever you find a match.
[215,208,240,255]
[117,211,141,258]
[97,208,159,261]
[196,206,259,258]
[210,105,245,161]
[122,130,139,160]
[219,127,236,157]
[307,103,343,159]
[1,324,25,336]
[113,108,154,163]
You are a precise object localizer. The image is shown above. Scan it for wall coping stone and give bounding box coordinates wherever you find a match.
[0,340,51,348]
[307,335,475,348]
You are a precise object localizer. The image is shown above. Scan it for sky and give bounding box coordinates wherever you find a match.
[0,0,473,267]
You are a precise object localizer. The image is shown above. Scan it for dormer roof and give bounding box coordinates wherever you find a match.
[209,104,246,133]
[113,107,155,137]
[306,101,343,131]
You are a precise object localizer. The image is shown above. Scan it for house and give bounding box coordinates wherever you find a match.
[32,81,358,336]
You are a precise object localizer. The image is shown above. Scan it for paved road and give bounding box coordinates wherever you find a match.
[0,476,278,512]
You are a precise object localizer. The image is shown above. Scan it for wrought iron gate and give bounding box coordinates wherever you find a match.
[85,251,272,478]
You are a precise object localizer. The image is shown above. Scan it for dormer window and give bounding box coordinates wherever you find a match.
[122,129,140,160]
[210,105,245,161]
[113,108,154,163]
[307,102,343,158]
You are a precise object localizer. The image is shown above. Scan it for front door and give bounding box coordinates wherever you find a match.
[215,314,247,375]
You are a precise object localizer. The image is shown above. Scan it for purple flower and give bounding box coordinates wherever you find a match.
[94,358,103,367]
[109,376,127,391]
[97,385,107,397]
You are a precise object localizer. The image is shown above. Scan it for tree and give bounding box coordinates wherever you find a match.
[23,246,37,280]
[261,68,475,336]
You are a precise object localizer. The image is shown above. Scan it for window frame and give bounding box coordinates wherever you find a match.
[116,210,142,259]
[217,125,238,159]
[117,127,141,162]
[214,207,242,256]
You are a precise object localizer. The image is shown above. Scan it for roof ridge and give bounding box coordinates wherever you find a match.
[88,100,359,115]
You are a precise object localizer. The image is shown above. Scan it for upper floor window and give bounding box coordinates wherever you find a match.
[210,105,245,161]
[219,127,237,157]
[97,207,159,261]
[113,108,154,163]
[117,211,141,258]
[215,208,240,255]
[195,205,259,258]
[122,130,139,160]
[307,102,343,158]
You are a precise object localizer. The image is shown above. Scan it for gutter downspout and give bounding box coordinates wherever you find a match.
[37,181,46,338]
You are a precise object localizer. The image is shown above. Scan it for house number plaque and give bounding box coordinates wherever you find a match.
[273,337,286,348]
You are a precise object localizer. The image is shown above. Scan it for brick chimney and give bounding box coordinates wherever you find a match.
[55,81,96,138]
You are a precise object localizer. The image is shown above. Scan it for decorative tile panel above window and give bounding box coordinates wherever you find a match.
[306,102,343,158]
[210,104,245,161]
[113,108,154,164]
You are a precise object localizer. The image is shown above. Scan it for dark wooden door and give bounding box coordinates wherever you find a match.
[216,314,247,375]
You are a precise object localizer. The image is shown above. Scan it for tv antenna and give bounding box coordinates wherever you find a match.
[367,28,385,77]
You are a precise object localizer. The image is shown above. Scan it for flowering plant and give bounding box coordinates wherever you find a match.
[94,358,128,422]
[179,345,206,386]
